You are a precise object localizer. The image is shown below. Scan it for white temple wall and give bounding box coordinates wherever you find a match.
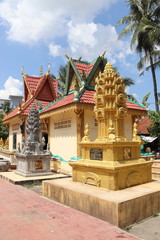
[84,108,98,141]
[49,111,77,161]
[8,120,22,151]
[125,114,133,141]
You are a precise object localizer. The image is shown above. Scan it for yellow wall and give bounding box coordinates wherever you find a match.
[48,109,134,161]
[49,111,77,160]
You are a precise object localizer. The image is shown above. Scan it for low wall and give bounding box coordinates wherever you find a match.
[0,149,16,164]
[50,158,72,175]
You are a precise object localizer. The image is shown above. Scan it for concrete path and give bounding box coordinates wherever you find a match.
[0,178,140,240]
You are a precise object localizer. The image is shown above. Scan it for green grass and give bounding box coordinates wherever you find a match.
[21,180,42,189]
[152,211,159,217]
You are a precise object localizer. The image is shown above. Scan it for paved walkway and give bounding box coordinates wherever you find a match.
[0,178,140,240]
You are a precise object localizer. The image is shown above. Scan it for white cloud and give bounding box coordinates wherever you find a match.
[0,0,134,69]
[67,23,131,64]
[0,76,23,99]
[132,93,138,100]
[49,44,64,57]
[125,86,130,94]
[136,78,144,84]
[68,22,97,53]
[0,0,118,44]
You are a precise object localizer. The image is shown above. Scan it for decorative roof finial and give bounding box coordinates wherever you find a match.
[100,48,106,58]
[40,66,43,76]
[47,63,50,74]
[65,52,69,59]
[21,66,24,75]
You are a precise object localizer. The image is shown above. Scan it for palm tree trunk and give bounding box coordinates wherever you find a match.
[149,54,159,112]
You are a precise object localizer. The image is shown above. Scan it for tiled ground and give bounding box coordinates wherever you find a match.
[0,178,140,240]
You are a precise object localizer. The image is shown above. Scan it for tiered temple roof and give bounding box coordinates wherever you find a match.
[3,55,148,123]
[3,71,58,123]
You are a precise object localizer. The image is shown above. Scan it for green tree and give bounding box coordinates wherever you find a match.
[148,111,160,152]
[117,0,160,112]
[0,112,8,142]
[58,64,67,96]
[113,67,137,102]
[142,92,151,108]
[0,100,12,114]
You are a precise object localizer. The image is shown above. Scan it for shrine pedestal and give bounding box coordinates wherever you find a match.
[69,141,153,190]
[42,178,160,228]
[15,154,52,177]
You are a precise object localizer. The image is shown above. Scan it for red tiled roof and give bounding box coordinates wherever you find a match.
[25,76,42,94]
[74,61,95,76]
[41,94,74,114]
[79,90,95,103]
[137,117,152,135]
[126,99,146,111]
[80,90,147,111]
[3,99,50,122]
[22,100,50,115]
[3,107,19,122]
[24,74,58,101]
[40,90,147,115]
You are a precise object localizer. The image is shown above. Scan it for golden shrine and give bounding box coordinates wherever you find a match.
[69,62,153,190]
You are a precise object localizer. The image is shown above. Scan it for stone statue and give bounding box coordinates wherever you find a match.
[15,104,52,177]
[82,123,90,142]
[20,105,48,155]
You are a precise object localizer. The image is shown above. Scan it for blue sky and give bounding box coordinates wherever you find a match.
[0,0,159,110]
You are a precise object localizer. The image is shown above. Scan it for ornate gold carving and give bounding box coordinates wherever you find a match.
[132,121,141,142]
[116,93,126,105]
[127,171,142,187]
[117,107,127,118]
[70,61,152,191]
[124,147,131,160]
[108,120,116,140]
[95,96,104,107]
[94,107,105,120]
[83,172,101,187]
[114,76,122,85]
[108,174,118,190]
[82,123,90,142]
[115,84,125,93]
[96,86,104,95]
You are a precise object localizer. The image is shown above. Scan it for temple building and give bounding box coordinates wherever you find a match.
[3,66,58,153]
[3,55,147,169]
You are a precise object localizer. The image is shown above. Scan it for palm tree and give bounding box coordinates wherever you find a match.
[58,64,67,96]
[123,77,134,87]
[116,0,160,112]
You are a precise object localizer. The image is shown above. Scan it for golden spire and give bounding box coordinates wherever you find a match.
[105,62,114,71]
[40,66,43,76]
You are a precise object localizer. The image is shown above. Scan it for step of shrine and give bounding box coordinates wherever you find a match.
[0,171,70,184]
[152,160,160,179]
[42,178,160,228]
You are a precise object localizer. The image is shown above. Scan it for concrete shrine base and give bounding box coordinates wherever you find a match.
[42,178,160,228]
